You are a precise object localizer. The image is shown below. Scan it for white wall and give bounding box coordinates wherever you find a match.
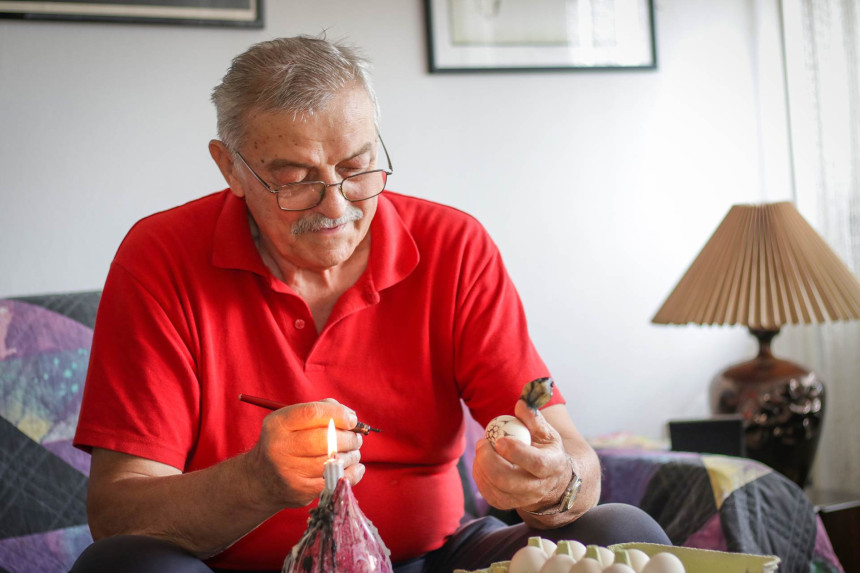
[6,1,848,485]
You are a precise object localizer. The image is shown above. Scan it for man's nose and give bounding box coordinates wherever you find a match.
[315,178,349,219]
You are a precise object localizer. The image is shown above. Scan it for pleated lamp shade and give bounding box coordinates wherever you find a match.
[652,201,860,330]
[653,201,860,486]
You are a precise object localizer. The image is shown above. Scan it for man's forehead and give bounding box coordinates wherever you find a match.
[262,139,376,170]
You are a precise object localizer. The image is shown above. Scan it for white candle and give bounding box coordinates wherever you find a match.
[323,418,344,492]
[324,458,344,492]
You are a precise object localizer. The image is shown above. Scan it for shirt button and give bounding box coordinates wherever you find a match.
[294,319,306,330]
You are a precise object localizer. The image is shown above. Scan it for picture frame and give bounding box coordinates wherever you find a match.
[0,0,263,28]
[424,0,656,72]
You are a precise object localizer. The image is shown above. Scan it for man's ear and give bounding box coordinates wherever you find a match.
[209,140,246,198]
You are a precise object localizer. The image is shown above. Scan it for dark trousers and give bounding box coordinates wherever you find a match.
[69,503,670,573]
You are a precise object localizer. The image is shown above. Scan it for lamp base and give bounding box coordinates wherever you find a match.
[709,328,825,487]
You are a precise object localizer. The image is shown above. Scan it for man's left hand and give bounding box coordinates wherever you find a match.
[472,400,571,514]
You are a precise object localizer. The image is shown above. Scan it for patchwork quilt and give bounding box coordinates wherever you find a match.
[597,449,844,573]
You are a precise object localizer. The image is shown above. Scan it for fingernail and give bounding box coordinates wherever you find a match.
[348,410,358,427]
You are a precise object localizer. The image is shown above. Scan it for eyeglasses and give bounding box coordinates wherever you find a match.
[234,133,394,212]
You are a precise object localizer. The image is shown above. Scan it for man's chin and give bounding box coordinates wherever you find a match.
[296,239,359,269]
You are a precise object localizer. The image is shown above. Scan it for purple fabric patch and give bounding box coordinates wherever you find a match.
[683,512,727,551]
[0,525,92,573]
[0,300,93,360]
[812,514,844,571]
[43,439,91,476]
[596,449,699,506]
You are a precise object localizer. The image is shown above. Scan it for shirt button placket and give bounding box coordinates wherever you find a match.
[294,318,306,330]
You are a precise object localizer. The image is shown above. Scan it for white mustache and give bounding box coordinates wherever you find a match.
[291,204,364,235]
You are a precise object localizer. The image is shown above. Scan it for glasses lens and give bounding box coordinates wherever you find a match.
[342,171,388,202]
[276,183,325,211]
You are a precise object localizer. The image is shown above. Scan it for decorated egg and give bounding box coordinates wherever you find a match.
[485,415,531,447]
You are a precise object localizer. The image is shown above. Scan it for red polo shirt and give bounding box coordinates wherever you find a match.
[74,189,563,569]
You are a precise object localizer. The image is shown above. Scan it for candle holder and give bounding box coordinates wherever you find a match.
[282,477,393,573]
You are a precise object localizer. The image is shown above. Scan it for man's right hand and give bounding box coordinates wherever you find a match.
[86,399,365,559]
[247,399,365,509]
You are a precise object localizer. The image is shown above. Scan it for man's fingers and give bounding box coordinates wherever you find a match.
[320,398,359,425]
[260,402,362,458]
[514,400,555,443]
[271,400,358,432]
[344,463,366,487]
[474,439,548,509]
[272,427,363,457]
[493,436,560,480]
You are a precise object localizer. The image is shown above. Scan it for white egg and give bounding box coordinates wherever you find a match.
[626,549,650,572]
[556,540,586,561]
[540,539,558,557]
[485,415,531,446]
[641,552,685,573]
[596,546,614,565]
[569,557,602,573]
[538,554,575,573]
[603,565,636,573]
[509,545,548,573]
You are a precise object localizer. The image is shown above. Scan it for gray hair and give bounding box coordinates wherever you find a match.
[211,35,378,151]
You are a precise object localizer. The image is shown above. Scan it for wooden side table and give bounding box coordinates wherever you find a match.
[806,489,860,572]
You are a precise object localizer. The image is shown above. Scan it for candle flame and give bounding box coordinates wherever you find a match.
[327,418,337,459]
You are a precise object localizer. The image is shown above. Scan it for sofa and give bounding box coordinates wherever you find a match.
[0,291,845,573]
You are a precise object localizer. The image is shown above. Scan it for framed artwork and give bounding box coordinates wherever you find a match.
[424,0,656,72]
[0,0,263,28]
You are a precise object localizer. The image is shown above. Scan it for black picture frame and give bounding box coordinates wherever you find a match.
[424,0,656,73]
[0,0,263,28]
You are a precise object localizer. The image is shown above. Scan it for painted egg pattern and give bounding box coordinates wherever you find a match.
[485,415,531,446]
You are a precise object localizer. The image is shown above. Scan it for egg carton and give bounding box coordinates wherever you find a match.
[455,538,779,573]
[611,544,779,573]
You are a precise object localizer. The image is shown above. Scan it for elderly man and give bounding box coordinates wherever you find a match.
[71,36,668,573]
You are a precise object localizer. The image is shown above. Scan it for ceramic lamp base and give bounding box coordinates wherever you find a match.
[709,328,825,487]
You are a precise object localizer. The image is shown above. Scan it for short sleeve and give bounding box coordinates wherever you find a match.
[453,235,564,428]
[73,261,200,470]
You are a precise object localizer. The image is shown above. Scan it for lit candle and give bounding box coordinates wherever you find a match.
[323,418,344,493]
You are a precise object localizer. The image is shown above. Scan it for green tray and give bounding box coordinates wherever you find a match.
[609,543,779,573]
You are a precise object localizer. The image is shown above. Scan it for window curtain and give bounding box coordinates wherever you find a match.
[780,0,860,490]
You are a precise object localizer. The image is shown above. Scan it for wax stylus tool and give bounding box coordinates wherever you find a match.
[238,394,381,435]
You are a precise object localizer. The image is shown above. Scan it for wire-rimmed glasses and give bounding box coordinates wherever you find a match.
[234,133,393,212]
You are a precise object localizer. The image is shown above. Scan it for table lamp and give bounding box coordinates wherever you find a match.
[652,201,860,486]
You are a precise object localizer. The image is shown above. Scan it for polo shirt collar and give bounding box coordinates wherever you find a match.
[211,190,419,294]
[211,190,270,278]
[368,192,420,292]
